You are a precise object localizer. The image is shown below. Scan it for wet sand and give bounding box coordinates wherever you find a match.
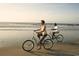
[0,40,79,56]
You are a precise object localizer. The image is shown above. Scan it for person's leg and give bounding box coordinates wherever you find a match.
[53,32,55,36]
[52,32,55,39]
[37,33,42,50]
[40,34,47,44]
[37,32,41,39]
[37,34,47,50]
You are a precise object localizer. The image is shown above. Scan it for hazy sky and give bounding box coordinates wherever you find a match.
[0,3,79,23]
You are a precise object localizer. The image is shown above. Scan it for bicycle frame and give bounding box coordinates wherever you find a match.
[32,31,40,45]
[49,31,60,39]
[49,30,64,43]
[32,31,52,45]
[22,31,54,52]
[32,36,38,44]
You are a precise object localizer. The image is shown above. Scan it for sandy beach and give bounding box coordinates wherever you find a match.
[0,3,79,56]
[0,39,79,56]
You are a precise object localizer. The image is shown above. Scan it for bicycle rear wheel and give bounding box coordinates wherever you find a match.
[43,39,54,50]
[22,40,34,52]
[56,34,64,42]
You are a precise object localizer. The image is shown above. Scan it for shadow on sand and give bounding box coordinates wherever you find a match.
[67,43,79,46]
[47,49,75,56]
[23,42,79,56]
[28,49,75,56]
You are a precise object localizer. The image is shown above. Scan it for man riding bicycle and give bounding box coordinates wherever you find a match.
[34,20,47,50]
[51,23,59,36]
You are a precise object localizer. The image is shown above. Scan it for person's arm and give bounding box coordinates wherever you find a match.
[34,29,40,32]
[34,24,42,32]
[35,25,46,33]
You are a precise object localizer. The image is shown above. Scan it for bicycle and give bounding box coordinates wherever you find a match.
[22,30,54,52]
[50,29,64,42]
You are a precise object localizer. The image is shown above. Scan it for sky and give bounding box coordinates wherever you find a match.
[0,3,79,23]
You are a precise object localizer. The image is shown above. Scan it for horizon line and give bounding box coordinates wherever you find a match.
[0,22,79,26]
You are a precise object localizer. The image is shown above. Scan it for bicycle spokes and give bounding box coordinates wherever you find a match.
[22,40,34,52]
[43,39,53,50]
[57,34,64,42]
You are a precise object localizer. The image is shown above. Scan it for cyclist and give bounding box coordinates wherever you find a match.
[51,23,59,36]
[34,20,47,50]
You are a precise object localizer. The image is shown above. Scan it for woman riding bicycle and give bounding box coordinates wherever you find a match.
[34,20,47,50]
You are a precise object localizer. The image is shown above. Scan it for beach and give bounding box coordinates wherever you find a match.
[0,40,79,56]
[0,25,79,56]
[0,3,79,56]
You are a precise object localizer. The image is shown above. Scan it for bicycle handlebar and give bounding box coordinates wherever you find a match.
[33,30,37,33]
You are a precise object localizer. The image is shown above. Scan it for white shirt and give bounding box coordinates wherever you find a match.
[54,26,58,30]
[53,26,58,32]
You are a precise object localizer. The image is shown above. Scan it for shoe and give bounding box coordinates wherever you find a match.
[37,45,41,50]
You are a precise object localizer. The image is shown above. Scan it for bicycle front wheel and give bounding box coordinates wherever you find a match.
[43,39,54,50]
[56,34,64,42]
[22,40,34,52]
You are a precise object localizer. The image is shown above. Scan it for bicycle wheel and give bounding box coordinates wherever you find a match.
[43,39,54,50]
[22,40,34,52]
[56,34,64,42]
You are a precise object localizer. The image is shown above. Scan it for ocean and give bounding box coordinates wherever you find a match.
[0,22,79,48]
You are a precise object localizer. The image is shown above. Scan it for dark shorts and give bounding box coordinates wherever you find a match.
[37,32,42,36]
